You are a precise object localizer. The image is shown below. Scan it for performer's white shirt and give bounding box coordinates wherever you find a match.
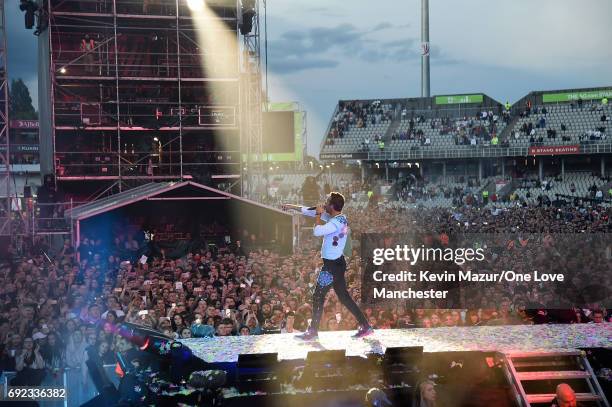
[301,206,349,260]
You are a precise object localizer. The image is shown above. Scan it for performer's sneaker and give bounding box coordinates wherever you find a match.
[296,330,318,340]
[352,326,374,338]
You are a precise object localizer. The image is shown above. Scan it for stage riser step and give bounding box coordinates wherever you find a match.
[517,370,590,381]
[512,360,575,369]
[508,351,582,359]
[526,393,602,404]
[503,351,610,407]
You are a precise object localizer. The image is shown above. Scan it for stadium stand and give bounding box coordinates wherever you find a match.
[510,100,610,147]
[321,88,612,158]
[322,100,395,154]
[389,113,508,151]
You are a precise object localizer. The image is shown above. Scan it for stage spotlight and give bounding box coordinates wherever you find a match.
[239,0,256,35]
[59,67,67,74]
[20,0,38,30]
[187,0,205,12]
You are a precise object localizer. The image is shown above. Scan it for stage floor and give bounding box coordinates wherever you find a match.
[183,324,612,363]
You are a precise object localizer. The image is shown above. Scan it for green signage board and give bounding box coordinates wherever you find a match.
[435,94,484,105]
[542,89,612,103]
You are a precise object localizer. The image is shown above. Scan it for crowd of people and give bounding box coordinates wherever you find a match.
[0,186,610,396]
[326,100,394,147]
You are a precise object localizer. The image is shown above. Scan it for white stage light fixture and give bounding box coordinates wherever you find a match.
[187,0,205,12]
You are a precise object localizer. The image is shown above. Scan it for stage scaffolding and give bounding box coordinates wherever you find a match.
[0,0,10,236]
[240,0,263,198]
[43,0,262,198]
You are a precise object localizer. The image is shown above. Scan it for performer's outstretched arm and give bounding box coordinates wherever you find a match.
[282,203,331,221]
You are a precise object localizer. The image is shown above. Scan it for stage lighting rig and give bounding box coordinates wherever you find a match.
[187,0,205,12]
[19,0,47,35]
[19,0,38,30]
[239,0,256,35]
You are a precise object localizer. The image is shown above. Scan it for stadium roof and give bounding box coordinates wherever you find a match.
[66,181,290,221]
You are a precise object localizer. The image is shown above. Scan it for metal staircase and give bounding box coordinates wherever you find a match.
[501,351,610,407]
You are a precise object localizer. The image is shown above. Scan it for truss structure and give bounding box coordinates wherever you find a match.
[43,0,261,198]
[240,0,263,198]
[0,0,10,236]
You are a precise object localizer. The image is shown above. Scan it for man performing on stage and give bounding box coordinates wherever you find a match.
[283,192,374,339]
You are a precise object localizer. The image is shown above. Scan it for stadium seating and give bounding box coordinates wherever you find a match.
[389,115,507,151]
[321,99,510,155]
[321,101,395,154]
[510,102,610,147]
[320,93,611,157]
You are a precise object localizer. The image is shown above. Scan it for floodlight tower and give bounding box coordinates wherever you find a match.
[421,0,430,97]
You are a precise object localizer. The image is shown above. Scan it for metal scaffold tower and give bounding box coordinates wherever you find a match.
[240,0,263,199]
[44,0,245,199]
[0,0,10,236]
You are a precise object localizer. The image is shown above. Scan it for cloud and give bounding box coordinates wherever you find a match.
[264,0,612,157]
[268,23,431,74]
[6,1,38,104]
[372,22,394,31]
[429,44,460,66]
[270,58,340,74]
[429,0,612,72]
[301,6,343,18]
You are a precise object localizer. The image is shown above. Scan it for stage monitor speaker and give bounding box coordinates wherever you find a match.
[383,346,423,386]
[237,353,279,393]
[237,352,278,370]
[384,346,423,366]
[304,349,348,391]
[306,349,346,365]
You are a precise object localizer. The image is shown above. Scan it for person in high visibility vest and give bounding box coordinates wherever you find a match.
[482,190,489,205]
[491,135,499,146]
[603,97,609,106]
[367,190,374,200]
[378,140,385,151]
[505,101,511,111]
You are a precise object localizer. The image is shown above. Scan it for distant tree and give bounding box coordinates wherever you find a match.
[9,79,38,119]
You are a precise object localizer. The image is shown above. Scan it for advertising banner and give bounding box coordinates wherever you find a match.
[435,94,484,105]
[528,145,580,155]
[10,120,39,129]
[542,89,612,103]
[320,152,368,160]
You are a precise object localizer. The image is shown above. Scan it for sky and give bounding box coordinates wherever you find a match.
[6,0,39,107]
[6,0,612,157]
